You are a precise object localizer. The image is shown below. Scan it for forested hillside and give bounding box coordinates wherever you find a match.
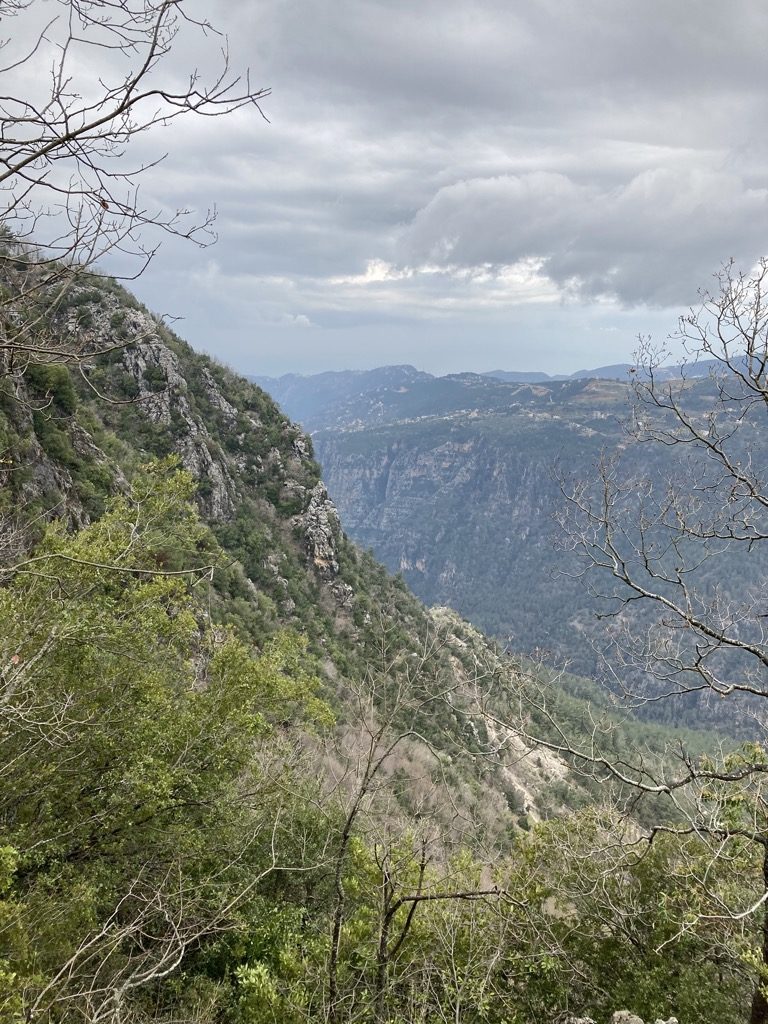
[0,253,760,1022]
[3,2,768,1020]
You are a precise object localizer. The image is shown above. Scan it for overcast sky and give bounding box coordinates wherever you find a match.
[55,2,768,375]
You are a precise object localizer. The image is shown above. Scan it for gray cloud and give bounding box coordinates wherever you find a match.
[38,0,768,372]
[398,168,768,305]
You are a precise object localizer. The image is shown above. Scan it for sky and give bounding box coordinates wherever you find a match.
[16,1,768,376]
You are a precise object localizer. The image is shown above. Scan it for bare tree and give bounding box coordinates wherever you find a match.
[314,616,512,1024]
[320,621,458,1024]
[0,0,269,368]
[494,259,768,1022]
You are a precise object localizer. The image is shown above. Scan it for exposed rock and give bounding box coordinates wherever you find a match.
[200,366,238,425]
[564,1014,678,1024]
[330,579,354,607]
[302,481,341,580]
[177,431,236,522]
[265,552,290,595]
[121,338,237,522]
[431,605,570,818]
[12,416,90,529]
[291,433,312,461]
[121,329,186,426]
[610,1013,677,1024]
[266,447,283,470]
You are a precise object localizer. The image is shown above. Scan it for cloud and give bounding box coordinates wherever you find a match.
[17,0,767,372]
[397,168,768,305]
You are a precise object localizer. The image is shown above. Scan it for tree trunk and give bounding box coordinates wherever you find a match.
[750,845,768,1024]
[374,899,392,1024]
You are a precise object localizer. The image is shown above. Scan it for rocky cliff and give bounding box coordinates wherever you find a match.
[568,1014,679,1024]
[311,385,627,676]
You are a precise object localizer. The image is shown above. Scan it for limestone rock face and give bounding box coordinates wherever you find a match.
[120,334,185,426]
[120,329,237,522]
[302,481,341,580]
[201,366,238,425]
[330,579,354,607]
[299,479,356,603]
[10,401,107,533]
[291,434,312,461]
[93,299,346,585]
[313,426,595,672]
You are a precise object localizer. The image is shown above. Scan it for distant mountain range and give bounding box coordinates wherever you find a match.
[251,359,721,429]
[249,365,432,428]
[251,360,759,730]
[485,361,723,382]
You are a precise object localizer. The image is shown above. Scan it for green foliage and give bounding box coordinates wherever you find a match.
[25,364,77,414]
[32,407,77,464]
[0,265,760,1021]
[506,813,754,1023]
[0,466,331,1021]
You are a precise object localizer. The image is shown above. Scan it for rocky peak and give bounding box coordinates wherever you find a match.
[301,480,341,580]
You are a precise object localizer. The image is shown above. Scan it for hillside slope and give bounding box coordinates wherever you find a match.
[1,266,752,1024]
[257,366,764,723]
[0,271,583,837]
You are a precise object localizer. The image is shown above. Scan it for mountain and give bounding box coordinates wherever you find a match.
[1,261,750,1024]
[254,359,725,433]
[255,365,762,731]
[248,364,433,429]
[483,369,567,382]
[2,270,596,837]
[307,374,631,678]
[252,366,637,676]
[484,361,723,384]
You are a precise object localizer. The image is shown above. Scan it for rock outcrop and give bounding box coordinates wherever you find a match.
[302,480,341,580]
[300,480,354,604]
[120,330,238,522]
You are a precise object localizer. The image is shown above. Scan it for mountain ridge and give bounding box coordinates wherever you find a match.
[252,358,723,431]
